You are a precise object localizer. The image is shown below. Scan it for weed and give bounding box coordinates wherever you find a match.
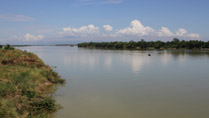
[0,99,17,118]
[22,90,36,99]
[0,82,16,97]
[4,44,14,50]
[0,48,65,117]
[29,97,56,115]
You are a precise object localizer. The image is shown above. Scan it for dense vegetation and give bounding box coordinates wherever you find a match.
[0,45,65,118]
[78,38,209,50]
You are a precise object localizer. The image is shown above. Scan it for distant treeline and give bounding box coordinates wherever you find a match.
[0,44,31,48]
[78,38,209,50]
[0,44,15,50]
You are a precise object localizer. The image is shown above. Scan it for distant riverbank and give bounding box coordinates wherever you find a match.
[78,38,209,50]
[0,45,65,118]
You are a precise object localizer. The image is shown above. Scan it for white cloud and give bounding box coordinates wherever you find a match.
[158,27,174,37]
[58,19,200,40]
[24,33,44,41]
[176,28,188,36]
[115,20,200,39]
[175,28,200,38]
[103,25,113,32]
[187,33,200,38]
[7,34,44,43]
[0,14,34,22]
[59,24,99,37]
[116,20,155,37]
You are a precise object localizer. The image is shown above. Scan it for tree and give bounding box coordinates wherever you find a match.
[77,39,209,50]
[4,44,14,50]
[4,44,11,50]
[154,41,164,49]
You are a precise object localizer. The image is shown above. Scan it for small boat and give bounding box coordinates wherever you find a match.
[148,54,151,56]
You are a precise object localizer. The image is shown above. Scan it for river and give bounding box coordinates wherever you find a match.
[18,46,209,118]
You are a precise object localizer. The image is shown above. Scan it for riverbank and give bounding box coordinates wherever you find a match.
[0,46,65,118]
[78,39,209,50]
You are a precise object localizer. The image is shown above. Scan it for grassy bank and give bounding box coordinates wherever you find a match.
[0,45,65,118]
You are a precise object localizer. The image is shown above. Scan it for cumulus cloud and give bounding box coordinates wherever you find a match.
[157,27,200,39]
[175,28,200,38]
[176,28,188,36]
[59,24,99,37]
[0,14,34,22]
[158,27,174,37]
[8,33,44,43]
[24,33,44,41]
[114,20,200,39]
[103,25,113,32]
[58,19,200,40]
[187,33,200,38]
[116,20,155,36]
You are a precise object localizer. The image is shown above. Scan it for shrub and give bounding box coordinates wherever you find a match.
[1,59,14,65]
[22,90,36,99]
[10,47,14,50]
[29,97,56,115]
[4,44,14,50]
[41,70,65,84]
[1,60,8,65]
[4,44,11,50]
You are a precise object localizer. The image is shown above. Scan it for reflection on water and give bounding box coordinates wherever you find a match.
[17,46,209,118]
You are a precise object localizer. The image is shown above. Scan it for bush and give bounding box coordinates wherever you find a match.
[1,59,14,65]
[29,97,56,115]
[1,60,8,65]
[4,44,11,50]
[4,44,14,50]
[0,45,2,49]
[22,90,36,99]
[41,70,65,84]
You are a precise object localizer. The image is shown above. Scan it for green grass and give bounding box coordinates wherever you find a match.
[0,99,18,118]
[0,48,65,118]
[0,82,16,97]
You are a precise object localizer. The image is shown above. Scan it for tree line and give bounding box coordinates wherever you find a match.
[78,38,209,50]
[0,44,14,50]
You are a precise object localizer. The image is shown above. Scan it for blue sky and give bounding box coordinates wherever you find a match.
[0,0,209,44]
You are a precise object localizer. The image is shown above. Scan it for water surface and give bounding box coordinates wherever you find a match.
[18,46,209,118]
